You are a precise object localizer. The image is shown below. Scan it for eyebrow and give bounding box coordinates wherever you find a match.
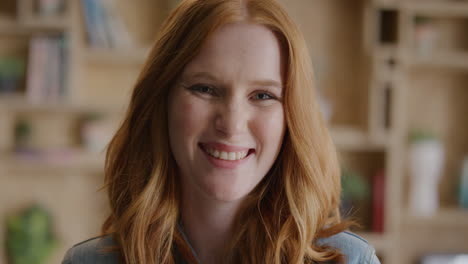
[183,71,283,92]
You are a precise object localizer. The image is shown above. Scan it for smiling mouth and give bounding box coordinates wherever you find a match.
[199,144,255,161]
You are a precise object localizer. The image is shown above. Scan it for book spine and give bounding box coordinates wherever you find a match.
[81,0,109,48]
[80,0,98,47]
[26,37,47,103]
[48,37,60,101]
[58,36,68,98]
[91,0,111,48]
[101,0,133,49]
[372,169,385,233]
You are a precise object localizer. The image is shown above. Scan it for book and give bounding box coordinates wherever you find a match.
[80,0,133,49]
[101,0,133,49]
[26,37,47,102]
[372,169,385,233]
[81,0,110,48]
[26,36,67,102]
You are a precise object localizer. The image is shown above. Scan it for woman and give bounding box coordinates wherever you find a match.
[62,0,380,263]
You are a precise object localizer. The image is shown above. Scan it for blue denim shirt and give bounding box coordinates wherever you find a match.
[62,231,380,264]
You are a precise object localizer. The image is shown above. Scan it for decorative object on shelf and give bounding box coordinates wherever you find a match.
[37,0,66,16]
[80,0,133,49]
[0,56,25,94]
[80,113,115,153]
[459,156,468,209]
[25,35,68,102]
[5,204,58,264]
[340,167,370,217]
[414,16,438,56]
[408,130,445,217]
[14,119,33,151]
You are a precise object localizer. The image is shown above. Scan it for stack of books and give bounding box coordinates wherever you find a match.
[25,36,68,102]
[80,0,133,49]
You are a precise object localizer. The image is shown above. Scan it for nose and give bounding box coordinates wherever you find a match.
[214,98,248,138]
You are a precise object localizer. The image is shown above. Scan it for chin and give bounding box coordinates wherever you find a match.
[202,182,253,203]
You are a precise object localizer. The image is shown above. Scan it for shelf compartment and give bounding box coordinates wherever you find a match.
[405,70,468,208]
[378,9,399,45]
[339,149,387,233]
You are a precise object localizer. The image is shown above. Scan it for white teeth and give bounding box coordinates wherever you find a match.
[205,148,249,161]
[220,151,228,160]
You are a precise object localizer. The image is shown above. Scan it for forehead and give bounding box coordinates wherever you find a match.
[182,22,284,84]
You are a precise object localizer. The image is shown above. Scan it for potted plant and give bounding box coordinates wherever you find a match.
[0,57,25,94]
[5,204,58,264]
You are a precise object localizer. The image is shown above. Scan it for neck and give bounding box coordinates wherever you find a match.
[180,189,243,264]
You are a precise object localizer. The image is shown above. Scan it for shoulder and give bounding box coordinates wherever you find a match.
[61,235,120,264]
[317,231,381,264]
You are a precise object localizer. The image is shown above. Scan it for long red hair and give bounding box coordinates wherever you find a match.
[101,0,349,263]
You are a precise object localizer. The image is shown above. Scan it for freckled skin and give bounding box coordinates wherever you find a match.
[168,22,286,202]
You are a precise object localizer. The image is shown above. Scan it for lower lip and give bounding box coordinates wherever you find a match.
[200,146,253,169]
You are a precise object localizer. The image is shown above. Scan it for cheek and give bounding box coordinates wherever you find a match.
[254,106,285,155]
[169,95,210,143]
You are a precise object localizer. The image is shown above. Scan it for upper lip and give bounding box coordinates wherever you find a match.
[200,142,253,152]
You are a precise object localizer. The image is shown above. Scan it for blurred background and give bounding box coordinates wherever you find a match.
[0,0,467,263]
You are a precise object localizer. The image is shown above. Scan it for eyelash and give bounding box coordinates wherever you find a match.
[187,84,278,101]
[188,84,217,96]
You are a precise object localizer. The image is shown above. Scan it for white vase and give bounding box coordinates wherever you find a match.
[408,140,444,217]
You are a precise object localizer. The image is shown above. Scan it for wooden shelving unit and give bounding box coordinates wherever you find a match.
[0,1,160,263]
[0,151,105,174]
[84,46,150,65]
[0,0,467,263]
[368,0,468,263]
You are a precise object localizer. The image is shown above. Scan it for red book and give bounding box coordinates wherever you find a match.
[372,169,385,233]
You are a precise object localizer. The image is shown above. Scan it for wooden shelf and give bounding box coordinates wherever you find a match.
[0,17,26,35]
[0,94,125,114]
[84,47,151,65]
[357,232,389,253]
[402,1,468,17]
[0,16,68,35]
[330,126,388,152]
[0,150,105,174]
[403,208,468,227]
[20,16,70,31]
[405,51,468,70]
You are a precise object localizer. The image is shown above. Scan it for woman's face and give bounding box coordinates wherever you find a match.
[168,22,286,202]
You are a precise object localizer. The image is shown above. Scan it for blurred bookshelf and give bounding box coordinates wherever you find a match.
[0,0,162,263]
[0,0,467,264]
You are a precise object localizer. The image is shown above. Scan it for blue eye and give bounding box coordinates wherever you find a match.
[253,92,274,100]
